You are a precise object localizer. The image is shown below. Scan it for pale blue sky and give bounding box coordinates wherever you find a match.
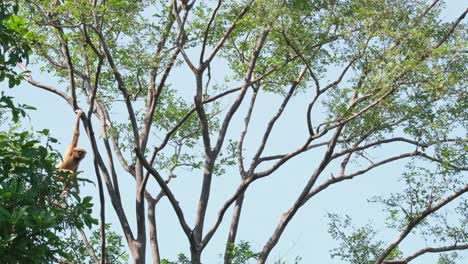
[2,1,467,263]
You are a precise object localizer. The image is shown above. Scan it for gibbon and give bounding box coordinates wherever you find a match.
[57,110,87,193]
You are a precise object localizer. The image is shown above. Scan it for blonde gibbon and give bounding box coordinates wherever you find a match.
[57,110,87,193]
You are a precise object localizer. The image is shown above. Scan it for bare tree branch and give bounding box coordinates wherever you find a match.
[172,0,197,73]
[17,63,73,105]
[332,137,462,159]
[253,135,316,179]
[134,148,193,239]
[374,185,468,264]
[92,23,140,147]
[82,51,107,264]
[304,152,421,202]
[419,153,468,171]
[140,38,181,152]
[213,30,270,156]
[432,8,467,50]
[223,192,246,264]
[83,117,135,248]
[418,0,441,20]
[257,123,346,263]
[199,0,223,65]
[201,177,253,247]
[320,58,357,94]
[202,0,255,69]
[102,109,133,174]
[383,244,468,264]
[223,85,260,262]
[146,5,177,109]
[237,88,259,175]
[55,26,78,110]
[248,67,307,173]
[257,141,331,164]
[80,229,100,264]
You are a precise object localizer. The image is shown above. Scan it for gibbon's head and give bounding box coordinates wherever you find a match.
[73,147,87,160]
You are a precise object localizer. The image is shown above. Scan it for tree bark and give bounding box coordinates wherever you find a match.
[191,248,201,264]
[148,200,161,264]
[131,240,145,264]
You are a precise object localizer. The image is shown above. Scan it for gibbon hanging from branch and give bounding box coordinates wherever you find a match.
[57,110,87,194]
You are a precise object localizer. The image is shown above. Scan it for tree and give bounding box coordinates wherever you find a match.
[0,108,128,263]
[1,2,127,262]
[63,224,129,264]
[0,110,97,263]
[1,0,32,122]
[10,0,468,263]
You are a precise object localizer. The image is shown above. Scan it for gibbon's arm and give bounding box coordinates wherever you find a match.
[71,110,83,147]
[65,110,83,157]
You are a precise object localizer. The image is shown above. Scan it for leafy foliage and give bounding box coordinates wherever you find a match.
[0,92,36,123]
[161,241,260,264]
[162,253,191,264]
[225,240,261,264]
[327,214,392,264]
[0,127,96,263]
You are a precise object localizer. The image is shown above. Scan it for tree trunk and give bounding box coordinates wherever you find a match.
[148,201,161,264]
[131,240,146,264]
[191,248,201,264]
[134,161,146,264]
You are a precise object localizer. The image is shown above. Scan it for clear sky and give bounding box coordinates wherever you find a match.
[2,1,466,263]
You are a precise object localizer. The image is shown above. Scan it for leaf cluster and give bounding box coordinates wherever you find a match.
[225,240,261,264]
[327,213,401,264]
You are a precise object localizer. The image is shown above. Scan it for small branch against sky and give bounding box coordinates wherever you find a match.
[382,244,468,264]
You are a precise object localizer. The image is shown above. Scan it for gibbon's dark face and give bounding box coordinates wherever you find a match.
[73,147,87,160]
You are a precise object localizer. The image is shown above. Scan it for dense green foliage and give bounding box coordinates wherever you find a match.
[0,126,97,263]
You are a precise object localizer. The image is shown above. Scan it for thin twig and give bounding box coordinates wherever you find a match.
[79,229,100,264]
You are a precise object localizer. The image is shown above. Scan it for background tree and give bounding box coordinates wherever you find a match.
[1,1,127,263]
[0,92,97,263]
[63,224,129,264]
[6,0,467,263]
